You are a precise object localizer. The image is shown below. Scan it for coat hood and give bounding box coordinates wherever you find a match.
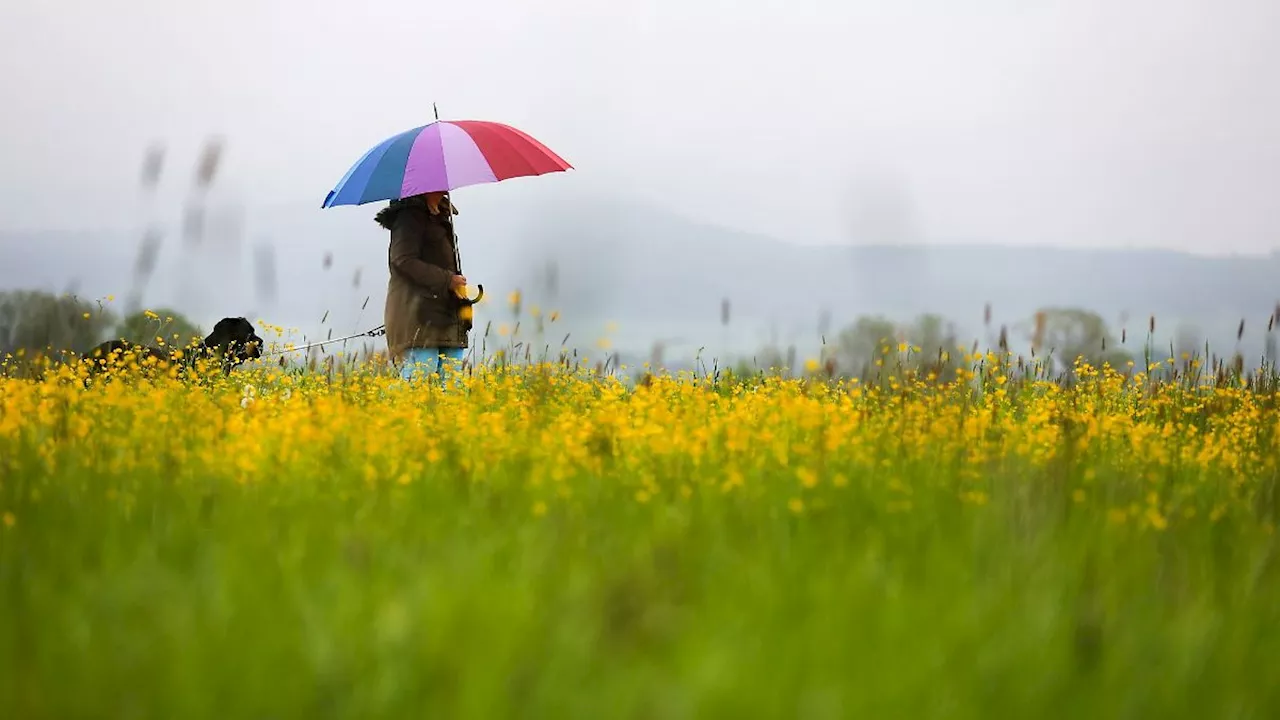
[374,198,418,230]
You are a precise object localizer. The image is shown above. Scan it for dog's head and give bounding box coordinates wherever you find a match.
[204,317,263,367]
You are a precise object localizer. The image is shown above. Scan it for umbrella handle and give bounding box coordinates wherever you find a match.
[457,284,484,306]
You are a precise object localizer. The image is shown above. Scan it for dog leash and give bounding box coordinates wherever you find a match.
[262,198,467,361]
[260,325,386,358]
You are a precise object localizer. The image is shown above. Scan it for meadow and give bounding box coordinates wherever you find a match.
[2,344,1279,719]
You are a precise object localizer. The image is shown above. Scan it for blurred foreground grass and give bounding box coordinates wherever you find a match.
[2,357,1279,718]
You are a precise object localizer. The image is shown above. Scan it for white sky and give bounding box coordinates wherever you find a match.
[1,0,1278,254]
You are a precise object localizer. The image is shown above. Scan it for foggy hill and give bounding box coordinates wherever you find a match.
[2,194,1277,366]
[496,196,1280,361]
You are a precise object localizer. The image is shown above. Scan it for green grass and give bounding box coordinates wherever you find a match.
[2,367,1279,718]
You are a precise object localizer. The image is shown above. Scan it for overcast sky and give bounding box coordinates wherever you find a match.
[2,0,1278,255]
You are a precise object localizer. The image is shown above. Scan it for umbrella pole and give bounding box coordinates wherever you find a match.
[437,103,481,368]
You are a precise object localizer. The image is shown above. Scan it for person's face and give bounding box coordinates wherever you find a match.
[423,192,450,216]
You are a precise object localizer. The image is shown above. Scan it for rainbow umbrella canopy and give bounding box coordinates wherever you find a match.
[322,119,572,208]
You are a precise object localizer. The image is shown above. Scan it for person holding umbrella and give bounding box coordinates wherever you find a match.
[320,115,573,384]
[375,191,470,384]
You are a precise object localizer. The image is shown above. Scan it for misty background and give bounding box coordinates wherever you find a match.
[2,1,1278,369]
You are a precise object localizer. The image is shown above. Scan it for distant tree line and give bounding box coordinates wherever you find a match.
[746,305,1279,383]
[5,286,1275,386]
[0,289,203,360]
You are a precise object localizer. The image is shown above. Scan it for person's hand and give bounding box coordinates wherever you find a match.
[450,274,468,291]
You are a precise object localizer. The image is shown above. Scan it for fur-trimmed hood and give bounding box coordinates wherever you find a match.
[374,198,415,230]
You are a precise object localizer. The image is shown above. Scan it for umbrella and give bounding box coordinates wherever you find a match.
[322,119,572,208]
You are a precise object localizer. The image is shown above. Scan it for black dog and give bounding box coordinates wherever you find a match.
[84,316,264,377]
